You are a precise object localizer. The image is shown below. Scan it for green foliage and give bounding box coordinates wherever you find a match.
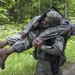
[0,24,37,75]
[0,0,75,24]
[0,24,75,75]
[0,51,37,75]
[63,36,75,68]
[69,0,75,16]
[0,7,9,24]
[0,0,6,5]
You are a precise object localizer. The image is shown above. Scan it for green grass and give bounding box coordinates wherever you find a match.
[63,36,75,68]
[0,50,37,75]
[0,24,75,75]
[0,24,37,75]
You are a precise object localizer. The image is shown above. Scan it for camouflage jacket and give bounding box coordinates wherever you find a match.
[23,15,74,66]
[23,15,73,39]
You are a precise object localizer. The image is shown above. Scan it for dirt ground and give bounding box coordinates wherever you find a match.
[63,63,75,75]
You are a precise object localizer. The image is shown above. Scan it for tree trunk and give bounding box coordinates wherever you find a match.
[64,0,67,18]
[38,0,41,15]
[50,0,52,6]
[67,0,70,19]
[15,0,19,23]
[19,0,23,23]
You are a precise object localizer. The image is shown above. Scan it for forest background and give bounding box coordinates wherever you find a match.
[0,0,75,75]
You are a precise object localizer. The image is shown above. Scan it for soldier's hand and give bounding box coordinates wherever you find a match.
[32,39,37,47]
[36,37,43,48]
[32,37,43,48]
[22,29,29,38]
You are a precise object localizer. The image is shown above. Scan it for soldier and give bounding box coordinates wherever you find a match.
[32,25,75,75]
[32,35,65,75]
[32,13,75,75]
[0,10,72,71]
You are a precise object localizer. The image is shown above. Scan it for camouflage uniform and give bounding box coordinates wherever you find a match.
[33,12,73,75]
[6,10,73,75]
[34,36,64,75]
[34,19,74,75]
[6,15,72,53]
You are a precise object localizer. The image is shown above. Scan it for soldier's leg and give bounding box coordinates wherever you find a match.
[0,31,37,69]
[45,61,53,75]
[0,46,14,69]
[0,32,22,48]
[46,62,63,75]
[0,36,32,69]
[56,67,63,75]
[35,59,46,75]
[0,40,8,48]
[12,30,38,53]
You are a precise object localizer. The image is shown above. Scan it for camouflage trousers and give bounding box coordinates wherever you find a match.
[35,59,63,75]
[6,31,38,53]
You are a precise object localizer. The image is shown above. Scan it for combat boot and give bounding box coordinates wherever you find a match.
[0,40,8,48]
[0,47,14,69]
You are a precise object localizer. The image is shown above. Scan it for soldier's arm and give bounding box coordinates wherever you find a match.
[38,19,72,40]
[22,15,41,37]
[23,15,41,30]
[38,24,71,40]
[40,36,64,55]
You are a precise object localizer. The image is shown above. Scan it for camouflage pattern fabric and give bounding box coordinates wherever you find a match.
[35,59,63,75]
[6,15,72,53]
[7,29,43,52]
[6,13,73,75]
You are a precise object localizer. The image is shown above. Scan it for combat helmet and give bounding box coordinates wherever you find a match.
[46,10,62,26]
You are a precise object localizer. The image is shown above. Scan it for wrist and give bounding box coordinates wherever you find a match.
[40,45,45,49]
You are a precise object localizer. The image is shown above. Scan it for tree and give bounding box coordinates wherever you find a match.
[0,0,75,24]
